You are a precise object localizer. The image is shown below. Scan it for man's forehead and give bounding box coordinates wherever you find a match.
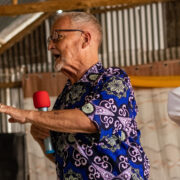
[52,16,72,30]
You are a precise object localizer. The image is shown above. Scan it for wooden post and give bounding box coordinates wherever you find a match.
[12,0,18,5]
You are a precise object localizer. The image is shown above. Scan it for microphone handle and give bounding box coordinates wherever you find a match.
[38,107,55,154]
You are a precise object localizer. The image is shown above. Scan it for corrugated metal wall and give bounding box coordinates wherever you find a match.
[0,1,179,133]
[0,20,50,133]
[97,1,180,67]
[98,3,165,67]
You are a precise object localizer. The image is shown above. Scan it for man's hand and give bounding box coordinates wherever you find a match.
[0,103,30,124]
[31,124,55,162]
[31,124,50,141]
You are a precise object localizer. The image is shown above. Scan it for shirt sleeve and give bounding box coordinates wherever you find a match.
[80,74,137,140]
[168,87,180,123]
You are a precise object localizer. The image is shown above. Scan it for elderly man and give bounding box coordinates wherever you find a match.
[0,12,150,179]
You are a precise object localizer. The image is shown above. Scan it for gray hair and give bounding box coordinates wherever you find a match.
[54,12,102,47]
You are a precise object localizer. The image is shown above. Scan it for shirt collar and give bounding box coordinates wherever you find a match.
[67,62,104,85]
[79,62,104,83]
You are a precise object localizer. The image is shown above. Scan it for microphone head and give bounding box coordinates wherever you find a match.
[33,91,50,108]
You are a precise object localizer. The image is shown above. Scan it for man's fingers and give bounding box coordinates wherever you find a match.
[8,117,25,124]
[8,118,16,123]
[31,124,50,134]
[31,124,50,139]
[0,103,7,113]
[0,104,28,124]
[0,104,15,115]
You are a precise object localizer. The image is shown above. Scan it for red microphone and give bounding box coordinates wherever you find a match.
[33,91,54,154]
[33,91,50,111]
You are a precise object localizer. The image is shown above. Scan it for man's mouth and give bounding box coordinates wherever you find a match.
[54,54,61,60]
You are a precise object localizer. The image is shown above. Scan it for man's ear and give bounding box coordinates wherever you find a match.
[82,32,91,48]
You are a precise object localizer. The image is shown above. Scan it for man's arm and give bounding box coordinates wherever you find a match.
[0,104,98,133]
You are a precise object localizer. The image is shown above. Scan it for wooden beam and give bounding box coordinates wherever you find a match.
[0,0,175,16]
[0,81,21,89]
[0,12,52,55]
[123,59,180,76]
[90,2,145,14]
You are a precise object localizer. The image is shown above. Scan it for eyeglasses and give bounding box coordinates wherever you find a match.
[47,29,84,44]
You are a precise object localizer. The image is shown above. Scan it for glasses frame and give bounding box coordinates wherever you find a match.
[47,29,84,44]
[55,29,84,33]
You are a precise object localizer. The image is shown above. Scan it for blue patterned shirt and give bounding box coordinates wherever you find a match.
[51,62,150,180]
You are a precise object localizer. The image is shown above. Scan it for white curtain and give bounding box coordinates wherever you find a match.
[135,88,180,180]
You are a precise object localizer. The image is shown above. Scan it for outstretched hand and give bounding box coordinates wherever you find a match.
[0,103,30,124]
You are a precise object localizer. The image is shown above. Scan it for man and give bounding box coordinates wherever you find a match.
[0,12,150,179]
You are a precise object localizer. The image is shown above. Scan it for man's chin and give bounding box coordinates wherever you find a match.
[54,62,64,72]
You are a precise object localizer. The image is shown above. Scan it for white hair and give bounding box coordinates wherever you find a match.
[54,12,102,47]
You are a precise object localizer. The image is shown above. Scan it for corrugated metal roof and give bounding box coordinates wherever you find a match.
[0,0,45,44]
[0,0,44,31]
[0,16,21,32]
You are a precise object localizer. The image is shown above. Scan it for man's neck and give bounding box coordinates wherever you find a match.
[62,59,99,84]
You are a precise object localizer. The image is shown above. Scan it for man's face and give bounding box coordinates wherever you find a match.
[48,16,83,73]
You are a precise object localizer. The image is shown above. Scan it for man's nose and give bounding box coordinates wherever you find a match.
[47,40,55,50]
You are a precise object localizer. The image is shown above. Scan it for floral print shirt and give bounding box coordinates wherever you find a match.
[51,62,150,180]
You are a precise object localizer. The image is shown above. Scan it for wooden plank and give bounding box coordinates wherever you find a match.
[0,81,21,88]
[0,0,175,16]
[123,59,180,76]
[0,13,52,55]
[22,72,68,97]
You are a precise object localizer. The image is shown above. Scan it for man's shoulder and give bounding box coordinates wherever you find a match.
[101,66,129,82]
[104,66,128,74]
